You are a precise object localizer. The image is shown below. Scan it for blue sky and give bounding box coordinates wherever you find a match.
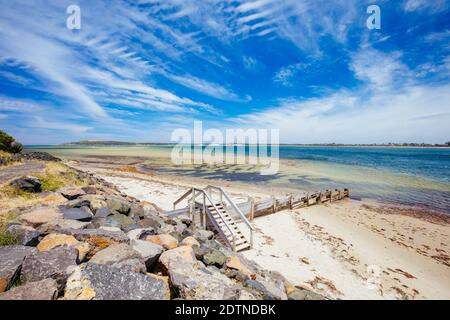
[0,0,449,144]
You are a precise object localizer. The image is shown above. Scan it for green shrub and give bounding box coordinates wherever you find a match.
[0,130,23,154]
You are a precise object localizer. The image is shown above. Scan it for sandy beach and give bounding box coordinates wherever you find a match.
[63,158,450,300]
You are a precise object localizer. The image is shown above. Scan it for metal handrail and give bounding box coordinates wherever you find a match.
[205,185,254,248]
[206,185,254,230]
[174,187,237,251]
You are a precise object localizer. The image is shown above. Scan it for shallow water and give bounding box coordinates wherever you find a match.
[27,145,450,213]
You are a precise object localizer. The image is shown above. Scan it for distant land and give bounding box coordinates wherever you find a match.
[59,140,450,148]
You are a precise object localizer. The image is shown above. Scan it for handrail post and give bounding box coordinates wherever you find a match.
[202,193,206,229]
[250,230,253,249]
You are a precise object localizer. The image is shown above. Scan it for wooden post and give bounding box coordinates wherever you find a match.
[251,198,255,221]
[272,196,276,213]
[289,194,293,210]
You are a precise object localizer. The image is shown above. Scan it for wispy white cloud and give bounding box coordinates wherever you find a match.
[234,47,450,144]
[403,0,448,13]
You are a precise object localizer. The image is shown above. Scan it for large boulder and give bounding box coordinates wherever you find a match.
[59,187,86,200]
[36,233,91,262]
[21,246,78,291]
[105,196,131,215]
[194,230,214,242]
[180,236,200,247]
[5,224,41,246]
[93,207,112,218]
[18,207,63,228]
[288,287,325,300]
[203,249,227,268]
[57,228,129,257]
[127,228,156,241]
[22,152,61,162]
[159,246,240,300]
[89,243,145,273]
[145,234,178,250]
[131,240,164,271]
[244,275,288,300]
[62,207,93,222]
[0,278,58,300]
[37,218,89,234]
[0,246,36,292]
[63,263,170,300]
[10,176,41,193]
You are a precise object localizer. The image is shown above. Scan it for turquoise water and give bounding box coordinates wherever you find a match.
[27,145,450,213]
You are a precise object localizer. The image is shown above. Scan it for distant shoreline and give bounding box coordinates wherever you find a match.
[25,143,450,149]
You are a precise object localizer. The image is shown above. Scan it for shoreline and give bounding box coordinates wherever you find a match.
[63,157,450,300]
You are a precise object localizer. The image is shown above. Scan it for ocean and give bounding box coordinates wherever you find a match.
[27,145,450,214]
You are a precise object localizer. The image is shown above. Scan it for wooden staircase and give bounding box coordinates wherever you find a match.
[173,185,254,252]
[203,203,251,252]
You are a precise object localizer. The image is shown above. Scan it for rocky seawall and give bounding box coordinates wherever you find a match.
[0,162,323,300]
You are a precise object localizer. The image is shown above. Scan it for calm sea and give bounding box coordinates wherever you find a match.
[27,145,450,214]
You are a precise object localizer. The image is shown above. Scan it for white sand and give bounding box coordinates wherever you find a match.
[72,164,450,300]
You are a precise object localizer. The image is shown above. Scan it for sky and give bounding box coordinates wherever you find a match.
[0,0,449,145]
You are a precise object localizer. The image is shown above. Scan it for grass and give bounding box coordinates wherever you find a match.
[0,161,89,217]
[0,210,21,246]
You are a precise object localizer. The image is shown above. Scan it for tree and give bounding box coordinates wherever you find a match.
[0,130,23,154]
[447,141,450,147]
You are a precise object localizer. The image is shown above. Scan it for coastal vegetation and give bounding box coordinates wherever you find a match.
[0,130,23,154]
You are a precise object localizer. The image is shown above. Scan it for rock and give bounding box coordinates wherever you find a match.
[106,213,135,230]
[225,255,256,276]
[94,207,112,218]
[59,187,86,200]
[138,217,161,229]
[21,246,78,291]
[63,263,170,300]
[159,245,198,272]
[99,226,122,232]
[127,228,156,241]
[0,246,36,292]
[81,185,97,195]
[5,224,41,246]
[10,176,41,193]
[145,234,178,250]
[244,277,288,300]
[36,233,91,262]
[62,207,93,222]
[194,230,214,242]
[122,223,140,233]
[0,278,58,300]
[128,204,144,218]
[37,218,89,234]
[178,215,192,226]
[159,247,240,300]
[65,198,91,208]
[288,287,325,300]
[131,240,164,271]
[18,207,63,228]
[180,236,200,247]
[105,196,131,215]
[58,228,129,257]
[193,243,211,260]
[203,249,227,268]
[146,273,171,299]
[22,152,60,162]
[79,195,107,213]
[90,243,145,273]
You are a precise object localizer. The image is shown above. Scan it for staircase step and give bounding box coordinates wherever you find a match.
[236,243,251,252]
